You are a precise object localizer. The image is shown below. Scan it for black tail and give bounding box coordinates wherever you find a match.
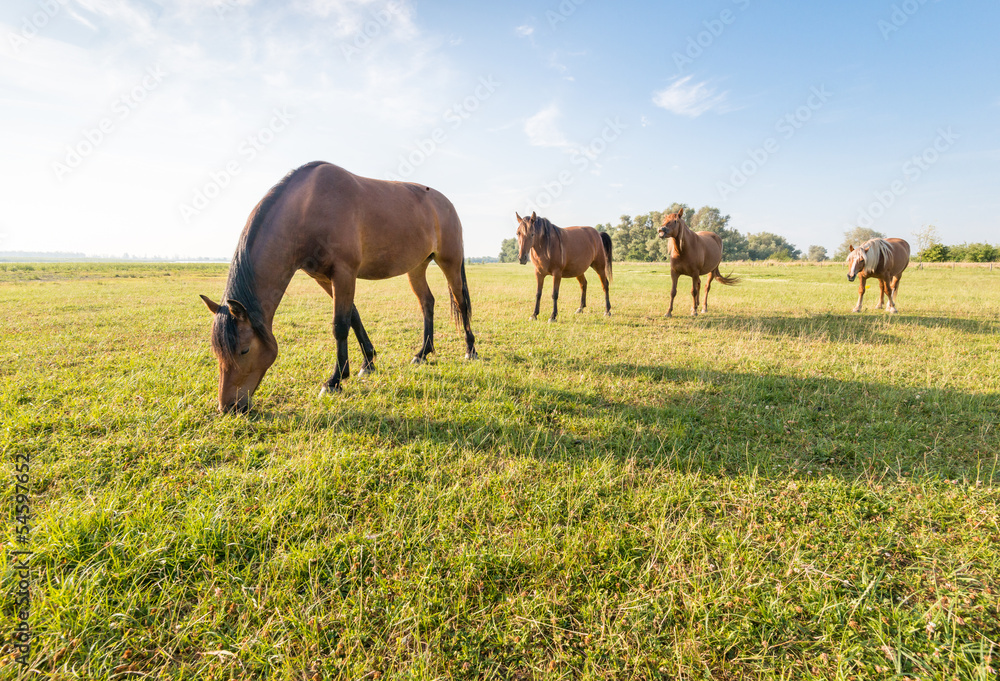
[600,231,614,282]
[450,261,472,323]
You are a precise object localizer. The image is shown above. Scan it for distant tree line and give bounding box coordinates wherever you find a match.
[499,205,820,263]
[834,225,999,263]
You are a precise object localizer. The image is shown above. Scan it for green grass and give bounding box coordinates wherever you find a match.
[1,261,998,680]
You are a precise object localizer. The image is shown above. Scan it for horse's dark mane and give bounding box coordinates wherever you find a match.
[533,215,563,256]
[211,161,327,368]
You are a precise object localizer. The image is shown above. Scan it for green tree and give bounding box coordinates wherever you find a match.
[690,206,749,261]
[747,232,802,261]
[919,243,950,262]
[806,245,828,262]
[498,237,519,263]
[947,242,999,262]
[833,227,884,261]
[913,224,940,259]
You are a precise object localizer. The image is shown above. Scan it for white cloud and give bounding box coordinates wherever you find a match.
[515,24,534,37]
[652,76,728,118]
[524,104,570,148]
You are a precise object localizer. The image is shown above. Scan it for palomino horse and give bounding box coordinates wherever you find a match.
[657,208,739,316]
[515,212,613,321]
[846,237,910,313]
[201,161,477,413]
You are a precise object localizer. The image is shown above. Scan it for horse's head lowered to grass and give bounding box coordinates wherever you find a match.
[200,294,277,413]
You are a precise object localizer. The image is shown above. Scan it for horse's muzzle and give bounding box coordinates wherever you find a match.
[220,397,251,414]
[847,274,856,282]
[519,257,528,265]
[657,229,667,238]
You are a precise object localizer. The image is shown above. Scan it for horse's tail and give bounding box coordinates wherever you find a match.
[600,231,614,283]
[450,261,472,324]
[713,267,740,286]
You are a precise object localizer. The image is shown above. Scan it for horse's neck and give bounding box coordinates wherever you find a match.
[675,222,694,252]
[534,228,562,268]
[246,233,298,327]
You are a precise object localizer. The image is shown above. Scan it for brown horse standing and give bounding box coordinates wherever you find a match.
[657,208,739,316]
[515,211,613,321]
[845,237,910,313]
[200,161,477,413]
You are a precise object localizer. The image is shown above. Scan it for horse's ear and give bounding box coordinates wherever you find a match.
[530,211,537,222]
[515,212,522,222]
[849,244,854,252]
[200,295,221,314]
[227,299,249,322]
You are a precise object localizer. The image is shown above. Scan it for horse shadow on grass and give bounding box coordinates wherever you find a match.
[693,312,999,344]
[251,362,999,484]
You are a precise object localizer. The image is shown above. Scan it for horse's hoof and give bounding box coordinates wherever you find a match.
[605,311,611,317]
[411,356,427,365]
[547,317,557,323]
[318,384,341,397]
[357,366,375,378]
[465,350,479,360]
[665,312,672,318]
[529,315,537,322]
[575,307,584,314]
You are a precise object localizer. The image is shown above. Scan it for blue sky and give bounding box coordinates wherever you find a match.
[1,0,996,258]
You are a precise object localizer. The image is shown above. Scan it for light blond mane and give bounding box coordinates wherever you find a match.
[849,238,892,274]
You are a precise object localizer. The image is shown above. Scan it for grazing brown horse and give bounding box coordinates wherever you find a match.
[200,161,477,413]
[845,237,910,313]
[657,208,739,316]
[515,211,613,321]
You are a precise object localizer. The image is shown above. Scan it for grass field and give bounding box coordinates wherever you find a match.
[1,260,999,680]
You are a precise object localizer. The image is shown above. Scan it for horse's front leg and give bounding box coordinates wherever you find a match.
[351,305,377,376]
[666,270,679,317]
[549,272,563,322]
[852,275,867,313]
[576,275,587,313]
[531,271,545,321]
[690,274,701,316]
[321,275,356,395]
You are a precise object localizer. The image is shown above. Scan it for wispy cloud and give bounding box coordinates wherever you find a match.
[524,104,570,148]
[515,24,534,38]
[652,76,728,118]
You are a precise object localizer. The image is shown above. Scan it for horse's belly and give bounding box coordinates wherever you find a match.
[356,252,429,280]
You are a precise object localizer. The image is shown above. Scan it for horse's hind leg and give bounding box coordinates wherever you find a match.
[598,267,611,316]
[576,275,587,313]
[690,274,701,316]
[875,279,888,309]
[702,270,716,314]
[439,258,477,359]
[888,274,902,313]
[351,306,377,376]
[407,262,435,364]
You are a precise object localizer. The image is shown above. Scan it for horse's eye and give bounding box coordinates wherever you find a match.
[240,347,250,355]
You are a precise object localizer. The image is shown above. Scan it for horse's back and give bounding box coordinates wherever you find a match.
[296,163,463,279]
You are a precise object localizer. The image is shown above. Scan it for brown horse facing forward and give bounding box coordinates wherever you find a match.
[845,237,910,313]
[515,211,613,321]
[657,208,739,316]
[200,161,477,413]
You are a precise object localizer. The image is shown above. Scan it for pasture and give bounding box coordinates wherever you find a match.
[1,261,999,680]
